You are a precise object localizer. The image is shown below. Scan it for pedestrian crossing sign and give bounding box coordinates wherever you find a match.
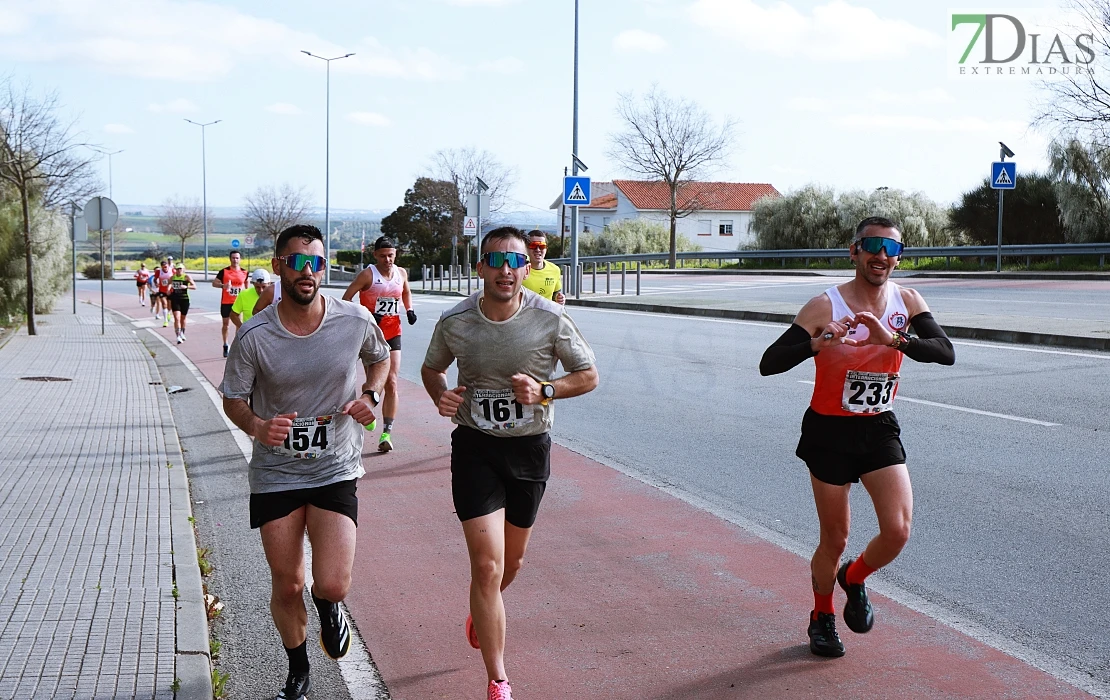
[563,176,591,206]
[990,161,1016,190]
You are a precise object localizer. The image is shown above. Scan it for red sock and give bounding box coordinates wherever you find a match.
[813,591,834,617]
[846,556,878,585]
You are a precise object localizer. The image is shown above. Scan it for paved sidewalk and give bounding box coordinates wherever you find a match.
[0,306,210,699]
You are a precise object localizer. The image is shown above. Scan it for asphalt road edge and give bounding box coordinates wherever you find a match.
[562,298,1110,352]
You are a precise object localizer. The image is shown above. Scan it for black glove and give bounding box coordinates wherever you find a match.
[407,309,417,325]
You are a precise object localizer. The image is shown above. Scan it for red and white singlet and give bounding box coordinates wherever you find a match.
[358,264,404,340]
[810,283,910,417]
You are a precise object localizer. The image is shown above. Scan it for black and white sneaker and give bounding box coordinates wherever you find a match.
[312,590,351,659]
[837,559,875,633]
[276,669,310,700]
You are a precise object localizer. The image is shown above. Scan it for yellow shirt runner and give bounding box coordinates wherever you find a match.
[521,262,562,301]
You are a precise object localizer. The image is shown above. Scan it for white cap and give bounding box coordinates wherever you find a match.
[251,268,270,283]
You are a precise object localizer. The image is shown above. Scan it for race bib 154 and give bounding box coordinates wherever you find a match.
[272,415,334,458]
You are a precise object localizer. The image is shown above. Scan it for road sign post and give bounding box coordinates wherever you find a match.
[991,160,1017,273]
[85,196,118,335]
[563,175,591,296]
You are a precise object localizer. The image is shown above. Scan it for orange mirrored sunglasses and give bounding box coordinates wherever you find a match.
[528,241,547,250]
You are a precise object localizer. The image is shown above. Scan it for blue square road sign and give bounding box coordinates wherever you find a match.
[990,161,1016,190]
[563,176,591,206]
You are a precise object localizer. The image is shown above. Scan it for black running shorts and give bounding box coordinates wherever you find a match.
[170,297,190,315]
[795,408,906,486]
[249,479,359,529]
[451,426,550,528]
[220,303,234,318]
[386,335,401,352]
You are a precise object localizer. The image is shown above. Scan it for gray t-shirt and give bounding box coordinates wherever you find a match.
[220,296,391,493]
[423,289,595,437]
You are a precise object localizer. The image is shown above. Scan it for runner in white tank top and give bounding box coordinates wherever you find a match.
[759,217,955,658]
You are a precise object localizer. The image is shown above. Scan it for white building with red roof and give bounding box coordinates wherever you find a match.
[552,179,780,251]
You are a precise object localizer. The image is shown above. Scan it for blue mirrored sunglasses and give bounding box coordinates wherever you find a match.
[277,254,327,272]
[481,251,529,269]
[856,237,904,257]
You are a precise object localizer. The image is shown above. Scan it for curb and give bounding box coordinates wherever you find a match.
[114,306,214,699]
[563,298,1110,352]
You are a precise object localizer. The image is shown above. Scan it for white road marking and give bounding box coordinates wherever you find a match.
[951,339,1110,361]
[796,380,1061,426]
[556,438,1110,699]
[145,328,390,700]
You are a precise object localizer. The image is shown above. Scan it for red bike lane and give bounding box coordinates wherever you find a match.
[84,289,1094,699]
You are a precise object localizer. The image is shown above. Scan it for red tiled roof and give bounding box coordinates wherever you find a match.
[613,180,779,212]
[583,193,617,210]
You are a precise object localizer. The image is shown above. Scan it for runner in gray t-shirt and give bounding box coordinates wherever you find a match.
[421,226,598,700]
[220,224,390,700]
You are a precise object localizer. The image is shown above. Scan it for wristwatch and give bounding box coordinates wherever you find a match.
[540,382,555,405]
[889,332,910,351]
[362,390,381,407]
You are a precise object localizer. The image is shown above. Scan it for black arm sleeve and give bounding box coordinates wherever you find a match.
[904,312,955,365]
[760,324,817,376]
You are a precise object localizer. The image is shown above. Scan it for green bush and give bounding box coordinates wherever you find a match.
[580,218,701,255]
[83,263,109,279]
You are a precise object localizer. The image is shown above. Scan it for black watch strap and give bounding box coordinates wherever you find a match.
[363,390,381,406]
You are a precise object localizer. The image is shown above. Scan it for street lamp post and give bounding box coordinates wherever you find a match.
[302,49,355,285]
[185,119,221,280]
[93,148,124,275]
[569,0,580,296]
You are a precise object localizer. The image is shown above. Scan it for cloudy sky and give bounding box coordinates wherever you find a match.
[0,0,1075,216]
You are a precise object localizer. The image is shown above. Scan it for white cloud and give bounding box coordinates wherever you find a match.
[0,0,461,82]
[347,112,391,127]
[836,114,1027,134]
[613,29,669,54]
[147,98,198,114]
[103,123,134,134]
[785,97,830,112]
[867,88,955,105]
[265,102,302,116]
[689,0,941,61]
[476,57,525,75]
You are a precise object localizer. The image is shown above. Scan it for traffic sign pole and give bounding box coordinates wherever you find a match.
[990,157,1016,273]
[997,189,1005,273]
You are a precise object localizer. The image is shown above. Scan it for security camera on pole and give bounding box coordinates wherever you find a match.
[991,142,1017,273]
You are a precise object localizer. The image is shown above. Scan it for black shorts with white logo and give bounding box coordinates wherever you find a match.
[450,426,550,528]
[169,297,190,315]
[795,408,906,486]
[249,478,359,529]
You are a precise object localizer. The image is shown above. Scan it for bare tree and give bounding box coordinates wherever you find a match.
[1034,0,1110,138]
[608,87,738,268]
[428,147,516,267]
[0,80,98,334]
[243,183,312,252]
[158,196,206,260]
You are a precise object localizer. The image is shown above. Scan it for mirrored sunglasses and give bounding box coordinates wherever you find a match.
[856,237,904,257]
[277,254,327,272]
[481,251,529,269]
[528,242,547,250]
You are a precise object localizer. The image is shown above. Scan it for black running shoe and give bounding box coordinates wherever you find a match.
[837,559,875,633]
[312,590,351,659]
[808,611,845,657]
[222,343,229,358]
[276,669,310,700]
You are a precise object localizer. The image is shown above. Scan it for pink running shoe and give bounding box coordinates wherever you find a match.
[487,680,513,700]
[465,613,480,649]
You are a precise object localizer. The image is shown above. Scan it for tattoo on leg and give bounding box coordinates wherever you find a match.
[812,573,820,593]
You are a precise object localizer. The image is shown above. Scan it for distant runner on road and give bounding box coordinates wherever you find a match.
[759,216,955,658]
[342,236,415,453]
[220,224,391,700]
[134,263,150,306]
[169,263,197,345]
[213,251,249,357]
[155,260,174,327]
[520,230,564,304]
[421,226,598,700]
[230,268,271,328]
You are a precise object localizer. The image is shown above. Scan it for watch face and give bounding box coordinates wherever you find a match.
[542,383,554,399]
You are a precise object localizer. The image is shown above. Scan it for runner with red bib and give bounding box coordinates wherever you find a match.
[213,251,249,357]
[760,216,955,658]
[342,237,416,453]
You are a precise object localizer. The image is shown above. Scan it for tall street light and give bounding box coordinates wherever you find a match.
[302,49,355,285]
[185,118,221,280]
[93,148,123,274]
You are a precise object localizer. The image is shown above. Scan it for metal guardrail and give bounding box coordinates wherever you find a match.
[548,242,1110,266]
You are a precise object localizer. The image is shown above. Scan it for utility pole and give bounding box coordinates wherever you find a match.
[185,119,221,280]
[569,0,580,295]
